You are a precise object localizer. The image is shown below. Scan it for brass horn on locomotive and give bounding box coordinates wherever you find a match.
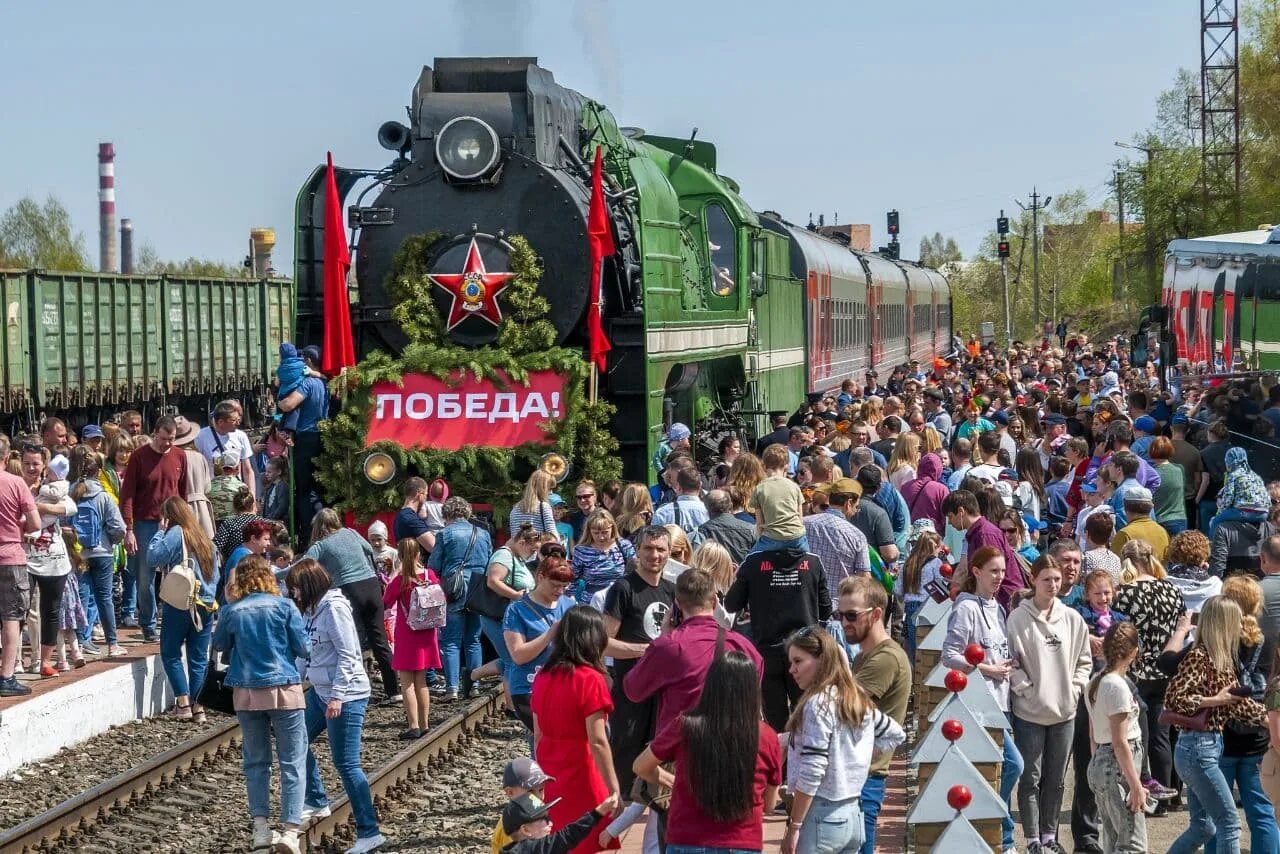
[539,452,569,483]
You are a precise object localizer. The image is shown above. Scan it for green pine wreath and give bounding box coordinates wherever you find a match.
[316,232,620,520]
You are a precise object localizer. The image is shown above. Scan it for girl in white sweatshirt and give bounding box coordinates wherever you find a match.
[782,626,904,854]
[942,543,1022,854]
[1006,554,1093,854]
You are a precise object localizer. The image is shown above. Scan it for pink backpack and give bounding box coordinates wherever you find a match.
[405,579,447,631]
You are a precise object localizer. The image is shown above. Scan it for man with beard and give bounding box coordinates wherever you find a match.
[838,574,910,854]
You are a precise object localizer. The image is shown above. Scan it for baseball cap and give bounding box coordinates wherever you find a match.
[548,493,564,508]
[300,344,322,365]
[1023,514,1047,532]
[1042,413,1067,426]
[992,410,1010,425]
[1134,415,1157,433]
[666,422,691,442]
[815,477,862,497]
[501,793,563,835]
[82,424,105,440]
[1081,481,1099,494]
[216,452,240,471]
[1171,413,1190,426]
[924,387,945,402]
[1125,486,1154,503]
[502,757,554,790]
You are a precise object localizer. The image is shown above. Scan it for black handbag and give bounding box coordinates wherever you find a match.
[197,653,236,715]
[442,525,478,603]
[466,546,515,620]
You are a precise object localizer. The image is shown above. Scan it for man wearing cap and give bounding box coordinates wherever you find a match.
[1169,414,1203,525]
[277,348,330,540]
[804,479,871,606]
[1131,415,1159,462]
[864,369,886,399]
[1110,485,1168,559]
[194,401,255,502]
[922,387,952,439]
[1033,412,1068,470]
[81,425,106,455]
[652,422,691,475]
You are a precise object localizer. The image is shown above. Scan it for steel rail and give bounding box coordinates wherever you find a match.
[0,718,241,853]
[302,691,503,851]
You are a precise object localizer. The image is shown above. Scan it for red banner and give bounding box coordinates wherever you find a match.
[365,371,568,451]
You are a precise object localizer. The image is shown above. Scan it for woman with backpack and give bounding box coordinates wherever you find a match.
[287,558,386,854]
[149,496,220,722]
[381,538,443,740]
[71,454,127,657]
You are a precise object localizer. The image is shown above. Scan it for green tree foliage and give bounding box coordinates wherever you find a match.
[0,196,91,270]
[919,232,962,269]
[134,241,243,277]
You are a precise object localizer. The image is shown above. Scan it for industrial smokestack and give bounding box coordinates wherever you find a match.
[98,142,117,272]
[249,228,276,278]
[120,218,134,274]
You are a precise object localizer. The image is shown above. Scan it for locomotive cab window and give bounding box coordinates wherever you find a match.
[704,203,738,301]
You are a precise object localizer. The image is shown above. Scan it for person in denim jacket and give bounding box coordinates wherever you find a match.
[427,496,492,699]
[213,555,311,854]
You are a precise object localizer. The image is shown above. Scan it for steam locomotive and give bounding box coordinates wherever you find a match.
[294,57,952,480]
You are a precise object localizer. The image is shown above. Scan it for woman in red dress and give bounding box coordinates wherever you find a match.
[531,605,621,852]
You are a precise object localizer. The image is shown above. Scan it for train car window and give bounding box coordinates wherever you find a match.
[705,203,738,299]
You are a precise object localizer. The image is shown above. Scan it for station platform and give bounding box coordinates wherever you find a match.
[0,628,171,776]
[616,754,907,852]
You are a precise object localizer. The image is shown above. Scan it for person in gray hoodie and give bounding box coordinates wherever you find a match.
[71,458,127,656]
[943,543,1023,854]
[287,559,386,854]
[1006,555,1093,854]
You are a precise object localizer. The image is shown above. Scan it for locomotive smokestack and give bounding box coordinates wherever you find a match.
[250,228,276,277]
[98,142,117,272]
[120,218,134,274]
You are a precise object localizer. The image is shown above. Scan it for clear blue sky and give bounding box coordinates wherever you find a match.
[0,0,1195,268]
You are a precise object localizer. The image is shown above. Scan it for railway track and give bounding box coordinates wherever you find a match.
[0,692,504,854]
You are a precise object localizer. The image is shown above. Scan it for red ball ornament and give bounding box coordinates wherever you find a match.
[944,669,968,693]
[964,643,987,666]
[947,784,973,810]
[941,719,964,741]
[939,562,955,579]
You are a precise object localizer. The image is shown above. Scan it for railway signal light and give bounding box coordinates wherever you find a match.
[997,216,1009,235]
[997,240,1010,258]
[887,210,899,236]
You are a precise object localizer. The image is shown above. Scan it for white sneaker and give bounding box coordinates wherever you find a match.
[274,830,301,854]
[345,833,386,854]
[300,804,331,822]
[251,825,279,850]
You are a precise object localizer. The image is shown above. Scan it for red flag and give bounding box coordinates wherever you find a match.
[322,152,356,375]
[586,146,615,374]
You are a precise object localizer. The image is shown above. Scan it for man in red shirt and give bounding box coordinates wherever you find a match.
[943,489,1025,611]
[0,434,42,696]
[119,417,187,641]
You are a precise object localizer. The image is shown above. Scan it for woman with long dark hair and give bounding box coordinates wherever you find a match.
[633,651,782,854]
[150,496,219,722]
[781,626,905,854]
[531,605,621,852]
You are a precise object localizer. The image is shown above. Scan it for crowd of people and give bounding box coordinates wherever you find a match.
[8,329,1280,854]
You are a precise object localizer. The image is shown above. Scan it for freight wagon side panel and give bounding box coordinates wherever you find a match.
[262,279,294,387]
[0,271,30,412]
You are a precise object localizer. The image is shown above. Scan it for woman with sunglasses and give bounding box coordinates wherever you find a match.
[942,544,1024,854]
[503,554,576,740]
[571,509,635,606]
[781,626,905,854]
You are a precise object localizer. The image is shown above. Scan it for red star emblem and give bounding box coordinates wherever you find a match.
[428,237,516,330]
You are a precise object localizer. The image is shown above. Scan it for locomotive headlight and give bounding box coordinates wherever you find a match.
[436,116,500,180]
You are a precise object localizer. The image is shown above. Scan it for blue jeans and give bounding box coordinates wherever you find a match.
[1170,731,1239,854]
[303,690,380,840]
[479,614,513,685]
[440,607,482,691]
[1001,728,1025,850]
[237,707,307,825]
[1198,499,1218,534]
[1209,507,1267,539]
[667,848,760,854]
[80,554,117,645]
[159,603,211,699]
[748,534,809,556]
[902,599,924,665]
[1160,518,1188,537]
[860,774,886,854]
[1212,752,1280,854]
[798,794,863,853]
[125,519,160,631]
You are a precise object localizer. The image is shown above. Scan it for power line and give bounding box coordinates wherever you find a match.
[1016,188,1051,327]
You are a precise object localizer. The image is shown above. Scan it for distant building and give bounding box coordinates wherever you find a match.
[817,223,872,252]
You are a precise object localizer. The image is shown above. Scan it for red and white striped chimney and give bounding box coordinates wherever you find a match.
[98,142,117,272]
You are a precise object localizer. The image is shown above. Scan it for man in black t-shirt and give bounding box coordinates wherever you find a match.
[724,545,830,731]
[603,525,676,796]
[393,477,436,553]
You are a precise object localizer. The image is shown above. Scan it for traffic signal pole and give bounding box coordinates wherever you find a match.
[1002,257,1012,348]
